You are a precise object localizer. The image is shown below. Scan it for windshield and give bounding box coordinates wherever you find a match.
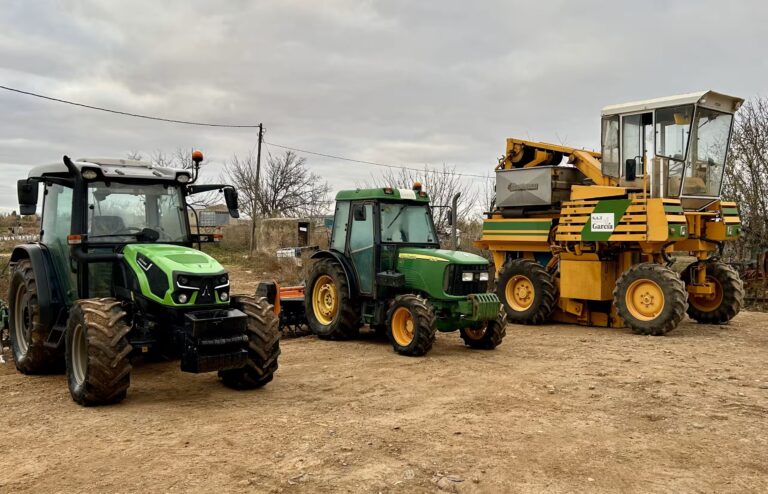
[682,108,733,197]
[655,104,693,161]
[87,182,188,243]
[380,203,437,244]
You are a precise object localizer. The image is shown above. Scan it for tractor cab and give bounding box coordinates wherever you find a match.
[600,90,743,210]
[329,184,439,296]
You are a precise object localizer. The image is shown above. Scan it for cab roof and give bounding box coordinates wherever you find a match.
[28,158,191,182]
[335,187,430,203]
[601,90,744,116]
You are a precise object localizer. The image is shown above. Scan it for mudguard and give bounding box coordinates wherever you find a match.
[310,250,360,298]
[10,244,67,331]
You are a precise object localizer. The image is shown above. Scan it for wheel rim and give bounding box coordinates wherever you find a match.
[71,323,88,386]
[689,277,723,312]
[391,307,415,347]
[505,275,534,311]
[312,275,338,326]
[13,283,31,354]
[464,326,486,340]
[625,279,665,321]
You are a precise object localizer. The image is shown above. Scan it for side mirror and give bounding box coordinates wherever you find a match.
[625,158,638,181]
[223,187,240,218]
[353,204,366,221]
[17,179,39,216]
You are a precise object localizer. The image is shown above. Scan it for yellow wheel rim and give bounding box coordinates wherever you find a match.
[505,275,534,311]
[625,279,665,321]
[464,327,486,340]
[312,275,338,325]
[689,277,723,312]
[391,307,415,347]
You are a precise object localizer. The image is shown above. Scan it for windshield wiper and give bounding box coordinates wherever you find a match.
[385,206,407,230]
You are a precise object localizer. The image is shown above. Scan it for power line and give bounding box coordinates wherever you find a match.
[0,84,261,128]
[265,141,492,180]
[1,83,493,180]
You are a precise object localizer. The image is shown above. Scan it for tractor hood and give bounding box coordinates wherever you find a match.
[122,244,225,275]
[397,247,488,266]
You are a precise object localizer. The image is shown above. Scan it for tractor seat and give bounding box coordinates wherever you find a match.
[91,215,126,235]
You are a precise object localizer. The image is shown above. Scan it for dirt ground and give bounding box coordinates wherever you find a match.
[1,275,767,493]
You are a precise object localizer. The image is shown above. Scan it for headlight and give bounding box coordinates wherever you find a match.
[81,169,98,180]
[220,292,229,302]
[178,276,189,286]
[178,293,189,304]
[479,272,489,281]
[462,272,474,282]
[177,173,190,183]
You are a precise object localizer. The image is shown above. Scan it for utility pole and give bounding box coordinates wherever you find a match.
[249,123,264,255]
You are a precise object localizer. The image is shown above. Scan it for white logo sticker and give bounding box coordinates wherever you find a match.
[591,212,615,232]
[398,189,417,200]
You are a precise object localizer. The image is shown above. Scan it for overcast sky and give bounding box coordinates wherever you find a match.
[1,0,766,212]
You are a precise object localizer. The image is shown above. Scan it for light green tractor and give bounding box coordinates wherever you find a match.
[7,152,280,406]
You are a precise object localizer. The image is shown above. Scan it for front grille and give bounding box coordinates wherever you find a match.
[175,272,229,305]
[445,265,489,296]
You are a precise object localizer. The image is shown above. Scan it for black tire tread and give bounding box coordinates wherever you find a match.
[305,259,360,340]
[386,294,436,356]
[460,310,507,350]
[682,262,744,324]
[66,298,132,406]
[9,259,64,374]
[614,263,687,336]
[219,295,281,389]
[496,258,556,325]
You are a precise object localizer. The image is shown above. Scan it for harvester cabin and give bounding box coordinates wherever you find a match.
[600,90,743,210]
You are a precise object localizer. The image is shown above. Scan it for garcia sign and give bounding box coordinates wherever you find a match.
[590,212,615,232]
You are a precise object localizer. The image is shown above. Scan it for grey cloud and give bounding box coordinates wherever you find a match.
[0,0,765,212]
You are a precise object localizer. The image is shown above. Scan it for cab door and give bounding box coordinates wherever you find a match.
[348,203,375,295]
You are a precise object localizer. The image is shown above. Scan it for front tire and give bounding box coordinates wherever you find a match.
[682,262,744,324]
[305,259,360,340]
[614,263,687,336]
[496,259,556,325]
[219,295,280,389]
[386,295,436,356]
[65,298,132,406]
[9,259,63,374]
[460,310,507,350]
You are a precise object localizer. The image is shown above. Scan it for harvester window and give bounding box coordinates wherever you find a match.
[686,108,733,197]
[655,105,693,160]
[601,115,620,177]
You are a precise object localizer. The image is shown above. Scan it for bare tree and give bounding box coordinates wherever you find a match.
[365,165,479,233]
[723,97,768,271]
[222,149,330,253]
[258,150,331,218]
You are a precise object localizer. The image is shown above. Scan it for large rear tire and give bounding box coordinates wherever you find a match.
[614,263,687,336]
[460,310,507,350]
[8,259,63,374]
[65,298,132,406]
[386,294,436,356]
[219,295,280,389]
[496,259,556,325]
[681,261,744,324]
[305,259,360,340]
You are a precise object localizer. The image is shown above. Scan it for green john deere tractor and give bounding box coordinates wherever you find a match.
[304,184,505,356]
[8,152,280,406]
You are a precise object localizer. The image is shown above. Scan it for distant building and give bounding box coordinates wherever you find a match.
[190,204,234,227]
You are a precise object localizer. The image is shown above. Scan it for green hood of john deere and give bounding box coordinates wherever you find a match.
[396,247,489,265]
[123,244,225,275]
